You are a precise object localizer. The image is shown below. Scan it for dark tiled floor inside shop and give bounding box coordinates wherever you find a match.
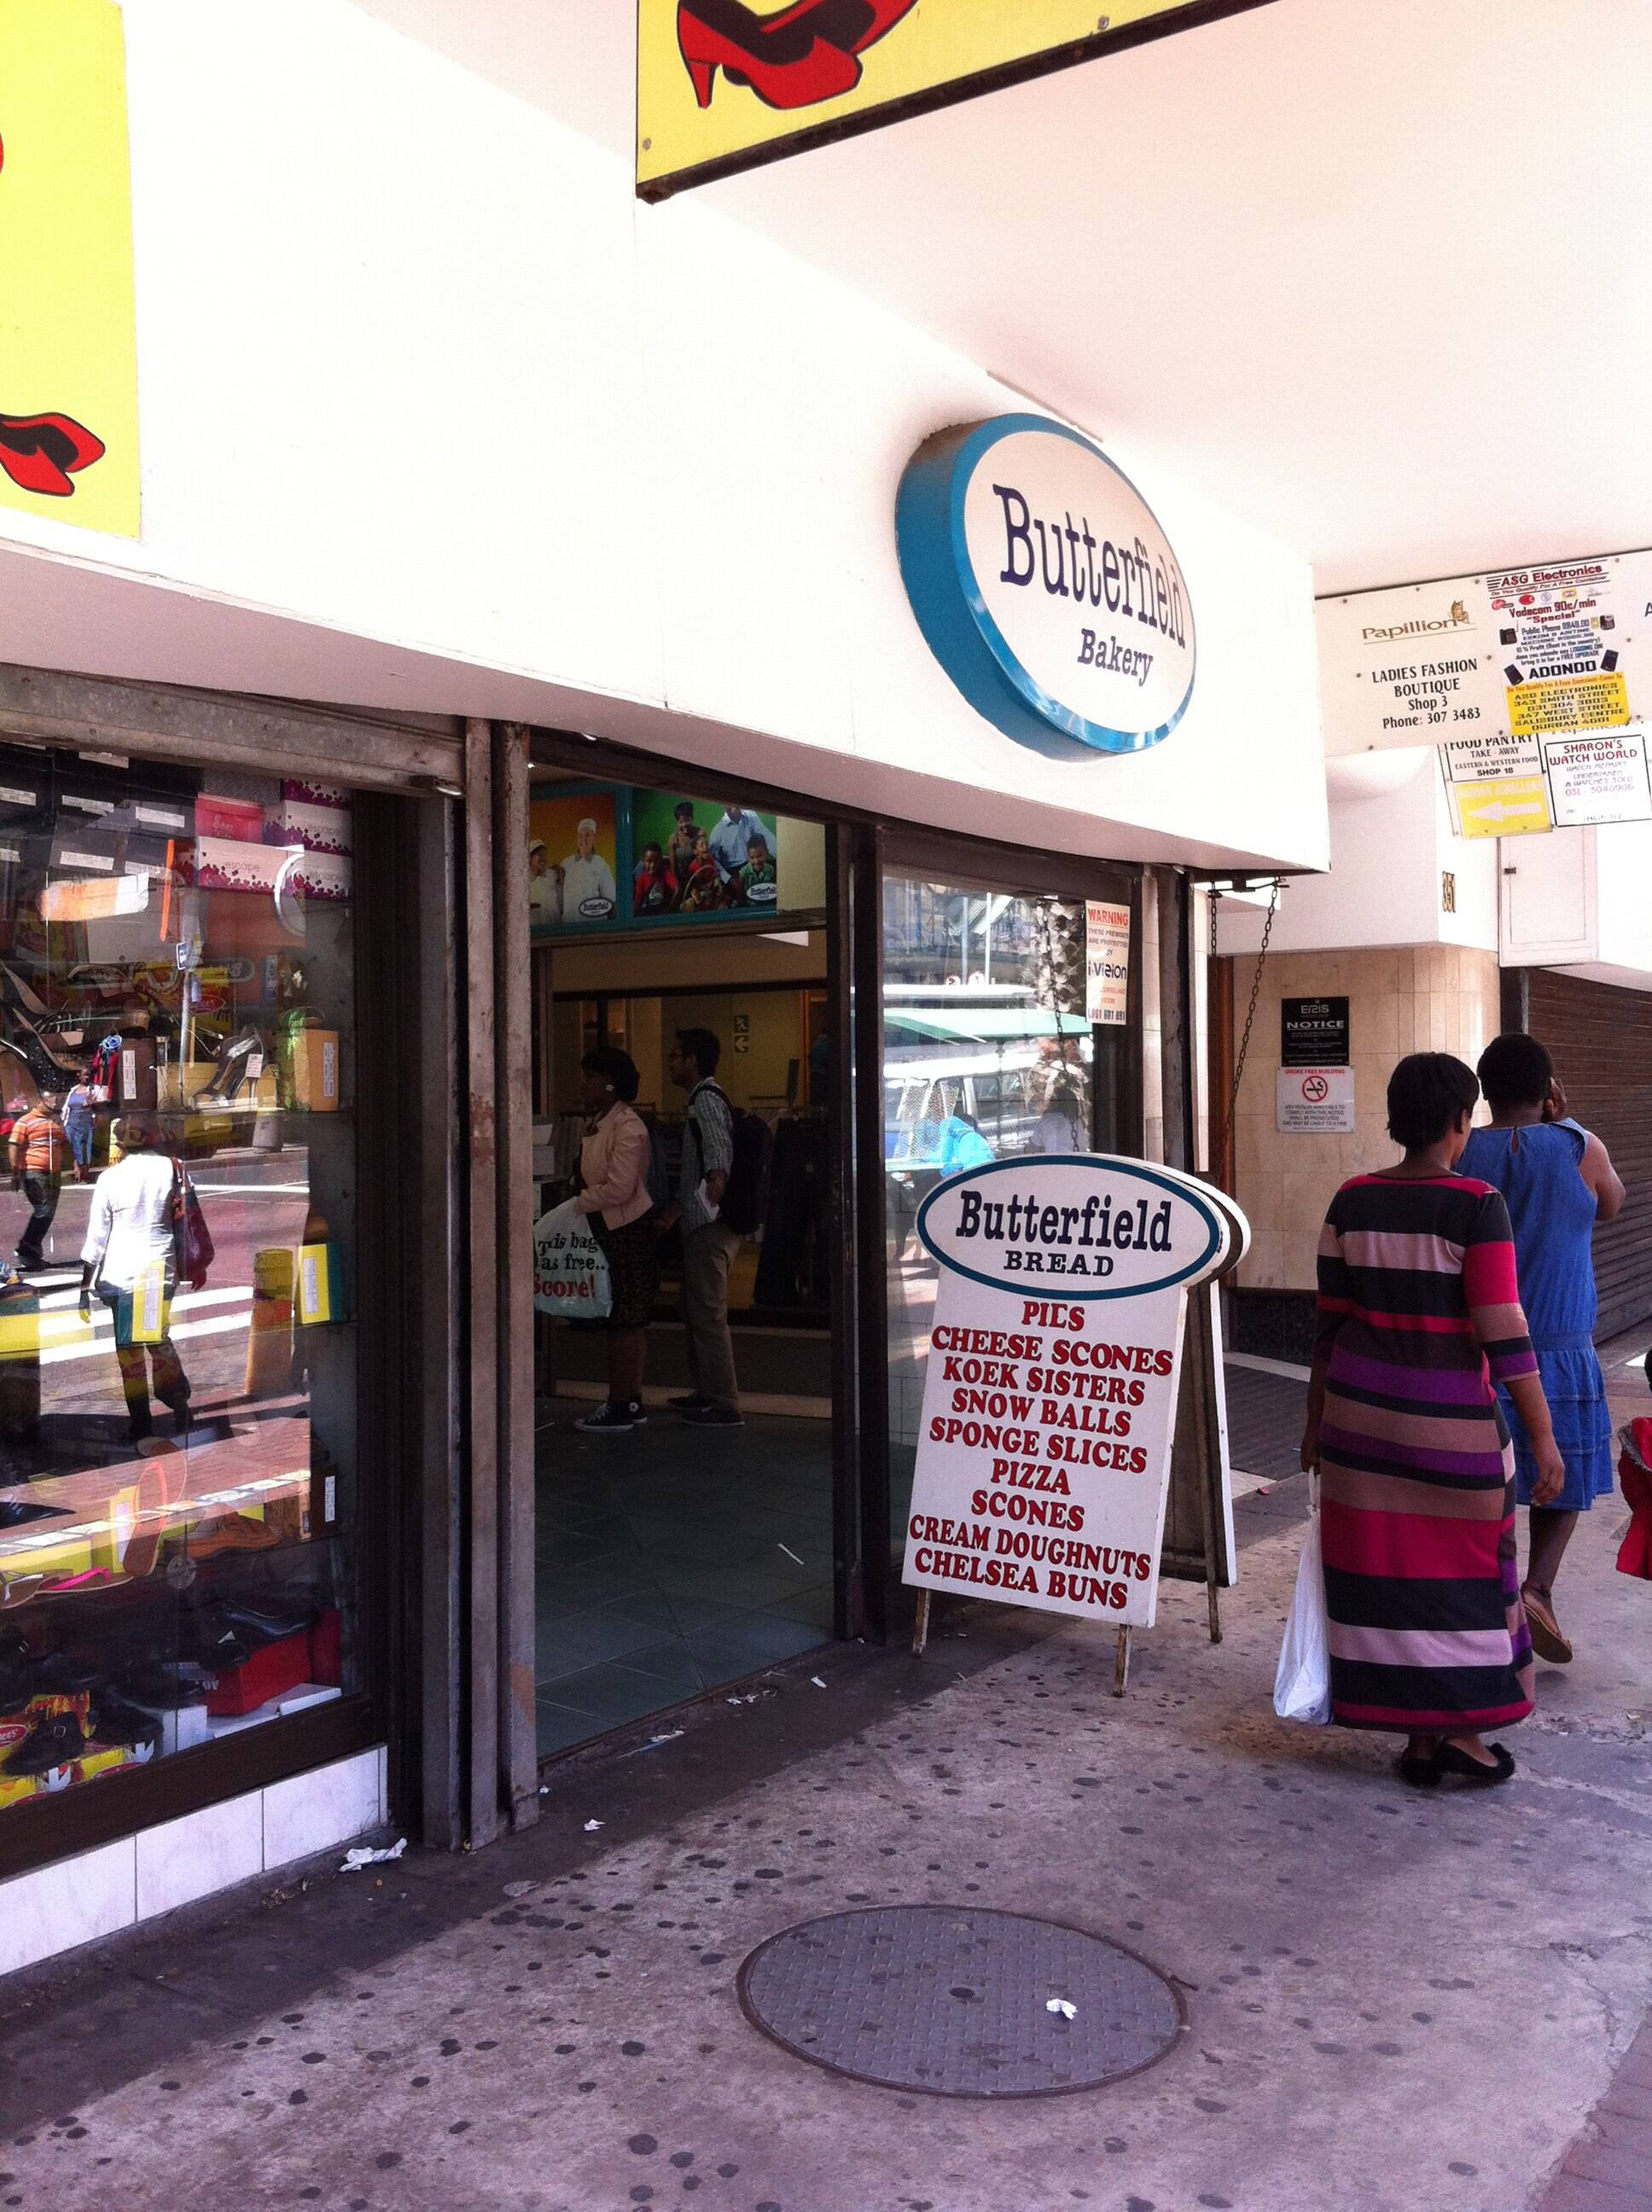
[534,1400,835,1755]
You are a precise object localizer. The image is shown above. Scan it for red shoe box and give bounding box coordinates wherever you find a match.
[203,1611,344,1715]
[204,1629,311,1716]
[309,1610,342,1686]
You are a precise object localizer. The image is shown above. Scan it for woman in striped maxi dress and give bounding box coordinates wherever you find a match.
[1300,1053,1565,1788]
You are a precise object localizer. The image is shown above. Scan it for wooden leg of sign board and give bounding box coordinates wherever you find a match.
[912,1590,931,1657]
[1113,1626,1131,1697]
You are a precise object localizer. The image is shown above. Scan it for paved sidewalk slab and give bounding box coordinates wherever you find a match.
[0,1489,1645,2211]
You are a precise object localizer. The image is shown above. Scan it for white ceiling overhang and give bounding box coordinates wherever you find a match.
[358,0,1652,595]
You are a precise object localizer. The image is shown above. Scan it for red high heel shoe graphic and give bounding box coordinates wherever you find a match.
[678,0,917,113]
[0,131,106,498]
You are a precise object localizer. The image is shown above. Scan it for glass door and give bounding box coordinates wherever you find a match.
[880,864,1138,1564]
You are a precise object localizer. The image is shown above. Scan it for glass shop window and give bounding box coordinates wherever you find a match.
[0,748,358,1813]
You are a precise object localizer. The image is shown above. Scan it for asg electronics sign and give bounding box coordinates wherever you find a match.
[897,416,1197,758]
[902,1156,1244,1629]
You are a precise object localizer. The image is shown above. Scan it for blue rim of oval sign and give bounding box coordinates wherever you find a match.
[915,1154,1224,1301]
[895,414,1197,760]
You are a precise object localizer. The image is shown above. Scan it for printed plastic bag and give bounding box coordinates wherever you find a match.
[532,1197,611,1322]
[1273,1487,1331,1726]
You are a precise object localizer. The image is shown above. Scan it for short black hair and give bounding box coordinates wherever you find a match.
[1387,1052,1479,1150]
[581,1045,639,1103]
[674,1026,721,1078]
[673,800,695,818]
[1477,1031,1553,1111]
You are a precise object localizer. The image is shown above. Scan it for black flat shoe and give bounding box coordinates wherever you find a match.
[87,1691,164,1751]
[1399,1751,1442,1789]
[1434,1740,1515,1787]
[3,1708,87,1774]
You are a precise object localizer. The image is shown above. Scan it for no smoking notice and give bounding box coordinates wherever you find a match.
[1277,1065,1355,1134]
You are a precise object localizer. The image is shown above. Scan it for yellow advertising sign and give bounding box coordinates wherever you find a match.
[1507,672,1631,739]
[638,0,1275,198]
[1453,777,1553,841]
[0,0,139,537]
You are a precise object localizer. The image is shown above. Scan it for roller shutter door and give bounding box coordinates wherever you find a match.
[1527,969,1652,1342]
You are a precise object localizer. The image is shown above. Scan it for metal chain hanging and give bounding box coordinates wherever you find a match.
[1210,877,1280,1184]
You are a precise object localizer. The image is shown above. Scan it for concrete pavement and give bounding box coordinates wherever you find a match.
[1,1452,1648,2210]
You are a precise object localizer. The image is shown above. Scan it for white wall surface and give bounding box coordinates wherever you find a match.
[0,0,1325,874]
[1219,749,1498,958]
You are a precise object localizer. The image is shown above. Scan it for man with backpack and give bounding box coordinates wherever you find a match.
[660,1027,764,1428]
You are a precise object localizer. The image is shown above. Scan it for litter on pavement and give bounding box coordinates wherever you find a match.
[340,1839,406,1873]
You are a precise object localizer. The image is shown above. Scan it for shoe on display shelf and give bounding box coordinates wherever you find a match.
[1,1706,88,1776]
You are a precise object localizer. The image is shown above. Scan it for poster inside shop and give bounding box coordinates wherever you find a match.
[901,1155,1244,1629]
[528,784,792,938]
[637,0,1276,200]
[1084,901,1131,1027]
[1317,547,1652,758]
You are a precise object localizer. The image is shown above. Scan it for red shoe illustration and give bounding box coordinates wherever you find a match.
[0,131,106,499]
[678,0,917,113]
[0,412,106,498]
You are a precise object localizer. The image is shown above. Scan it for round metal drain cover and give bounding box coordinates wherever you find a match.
[737,1906,1184,2098]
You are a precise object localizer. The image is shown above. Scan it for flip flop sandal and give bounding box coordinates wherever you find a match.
[1521,1589,1573,1665]
[1398,1749,1442,1788]
[1434,1741,1515,1786]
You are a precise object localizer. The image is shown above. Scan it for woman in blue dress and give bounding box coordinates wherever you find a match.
[1461,1033,1626,1664]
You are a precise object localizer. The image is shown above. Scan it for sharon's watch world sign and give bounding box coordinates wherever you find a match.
[896,414,1196,758]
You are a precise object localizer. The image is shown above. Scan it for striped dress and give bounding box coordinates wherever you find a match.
[1314,1173,1538,1733]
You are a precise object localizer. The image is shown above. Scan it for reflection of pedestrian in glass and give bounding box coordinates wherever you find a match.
[939,1109,994,1174]
[10,1092,70,1271]
[77,1114,191,1444]
[61,1079,96,1181]
[559,819,617,919]
[572,1050,659,1435]
[1036,1083,1089,1154]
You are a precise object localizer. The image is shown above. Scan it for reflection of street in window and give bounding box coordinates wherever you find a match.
[0,747,357,1813]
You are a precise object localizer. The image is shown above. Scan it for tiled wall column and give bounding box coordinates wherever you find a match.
[1232,946,1502,1291]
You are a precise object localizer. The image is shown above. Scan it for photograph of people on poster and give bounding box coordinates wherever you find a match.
[528,790,620,930]
[630,792,779,920]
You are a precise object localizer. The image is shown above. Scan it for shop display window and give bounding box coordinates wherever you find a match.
[0,745,358,1816]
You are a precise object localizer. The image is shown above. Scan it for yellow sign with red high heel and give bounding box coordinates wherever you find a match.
[637,0,1274,198]
[0,0,139,537]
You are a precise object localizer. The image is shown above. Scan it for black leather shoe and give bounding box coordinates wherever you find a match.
[87,1691,164,1751]
[3,1708,87,1774]
[119,1659,210,1707]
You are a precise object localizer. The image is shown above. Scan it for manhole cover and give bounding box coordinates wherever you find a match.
[736,1906,1184,2098]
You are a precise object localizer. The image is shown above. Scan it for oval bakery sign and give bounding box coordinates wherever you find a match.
[896,414,1196,757]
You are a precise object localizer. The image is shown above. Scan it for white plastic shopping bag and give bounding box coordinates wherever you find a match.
[532,1198,612,1322]
[1273,1481,1331,1726]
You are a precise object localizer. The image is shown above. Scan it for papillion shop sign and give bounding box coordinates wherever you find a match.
[896,414,1197,758]
[903,1156,1244,1631]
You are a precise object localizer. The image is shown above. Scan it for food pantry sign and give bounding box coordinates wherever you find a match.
[896,416,1196,759]
[903,1156,1242,1630]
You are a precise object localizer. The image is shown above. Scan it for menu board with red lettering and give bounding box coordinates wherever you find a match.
[903,1156,1244,1627]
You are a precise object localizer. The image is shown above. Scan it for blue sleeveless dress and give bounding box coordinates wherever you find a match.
[1458,1122,1614,1510]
